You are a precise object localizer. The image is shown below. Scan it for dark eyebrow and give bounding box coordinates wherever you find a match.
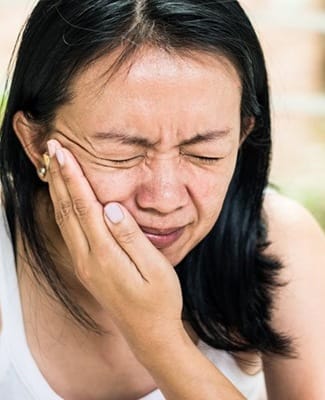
[179,130,230,146]
[92,129,230,148]
[92,131,155,148]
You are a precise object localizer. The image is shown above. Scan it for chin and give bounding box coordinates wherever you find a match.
[160,247,190,268]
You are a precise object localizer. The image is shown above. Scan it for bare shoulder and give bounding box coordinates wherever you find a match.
[262,190,325,269]
[261,193,325,397]
[262,190,325,308]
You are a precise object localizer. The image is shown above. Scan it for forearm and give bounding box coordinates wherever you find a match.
[132,327,245,400]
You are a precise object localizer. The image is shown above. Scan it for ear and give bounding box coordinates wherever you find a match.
[239,116,255,146]
[13,111,49,182]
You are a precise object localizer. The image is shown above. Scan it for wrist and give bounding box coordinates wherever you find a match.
[131,323,195,369]
[129,325,245,400]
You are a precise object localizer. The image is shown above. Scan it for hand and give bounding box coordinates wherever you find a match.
[46,139,184,352]
[45,140,246,400]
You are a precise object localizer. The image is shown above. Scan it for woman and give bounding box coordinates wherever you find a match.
[0,1,324,399]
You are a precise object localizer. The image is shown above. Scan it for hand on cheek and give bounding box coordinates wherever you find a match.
[46,139,184,349]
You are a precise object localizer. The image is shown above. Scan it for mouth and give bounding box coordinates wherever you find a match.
[140,225,186,249]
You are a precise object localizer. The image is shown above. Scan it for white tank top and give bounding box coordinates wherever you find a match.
[0,208,266,399]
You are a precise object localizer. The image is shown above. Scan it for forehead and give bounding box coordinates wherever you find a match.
[58,47,242,138]
[71,46,241,99]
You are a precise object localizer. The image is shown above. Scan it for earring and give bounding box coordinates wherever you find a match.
[37,153,50,179]
[38,166,47,178]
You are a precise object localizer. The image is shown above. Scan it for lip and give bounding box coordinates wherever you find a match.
[140,225,185,249]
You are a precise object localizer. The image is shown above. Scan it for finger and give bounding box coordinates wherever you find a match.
[47,139,89,255]
[52,142,120,252]
[49,141,141,285]
[104,202,174,280]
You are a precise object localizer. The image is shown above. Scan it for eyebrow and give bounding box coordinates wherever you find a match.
[92,129,230,148]
[179,130,230,146]
[92,131,154,147]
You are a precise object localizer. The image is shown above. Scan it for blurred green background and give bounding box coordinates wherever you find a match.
[0,0,324,228]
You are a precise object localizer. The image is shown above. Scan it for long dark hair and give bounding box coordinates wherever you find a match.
[0,0,293,356]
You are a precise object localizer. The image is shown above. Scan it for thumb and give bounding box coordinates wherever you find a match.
[104,203,172,277]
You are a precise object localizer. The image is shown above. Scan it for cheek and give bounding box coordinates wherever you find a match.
[194,157,238,220]
[196,179,227,224]
[83,167,139,205]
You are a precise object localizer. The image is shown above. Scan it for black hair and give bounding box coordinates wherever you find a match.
[0,0,293,356]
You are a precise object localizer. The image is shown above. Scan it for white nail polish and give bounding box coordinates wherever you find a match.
[56,149,65,166]
[105,203,124,224]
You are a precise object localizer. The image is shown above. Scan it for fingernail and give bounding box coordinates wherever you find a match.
[47,140,56,158]
[56,148,65,166]
[105,203,124,224]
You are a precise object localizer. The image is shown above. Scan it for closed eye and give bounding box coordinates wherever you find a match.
[93,155,145,168]
[182,153,221,165]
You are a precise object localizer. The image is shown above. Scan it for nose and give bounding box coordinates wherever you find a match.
[135,156,189,214]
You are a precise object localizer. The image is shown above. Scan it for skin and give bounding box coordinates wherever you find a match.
[262,193,325,399]
[11,47,325,399]
[49,47,242,267]
[13,47,246,400]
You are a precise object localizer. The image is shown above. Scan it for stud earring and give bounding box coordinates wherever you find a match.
[37,153,50,179]
[38,166,47,178]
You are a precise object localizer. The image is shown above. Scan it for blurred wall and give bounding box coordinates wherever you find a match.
[242,0,325,226]
[0,0,34,91]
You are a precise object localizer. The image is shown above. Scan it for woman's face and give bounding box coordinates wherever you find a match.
[52,47,243,266]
